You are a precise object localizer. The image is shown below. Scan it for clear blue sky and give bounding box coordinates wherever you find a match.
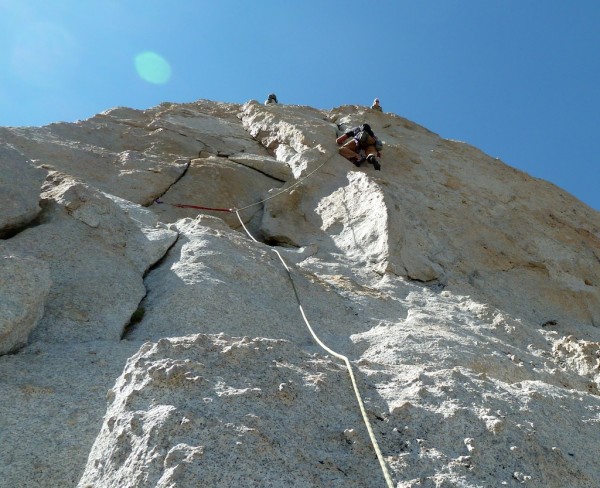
[1,1,598,211]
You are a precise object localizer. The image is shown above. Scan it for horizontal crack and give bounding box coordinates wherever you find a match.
[227,158,287,183]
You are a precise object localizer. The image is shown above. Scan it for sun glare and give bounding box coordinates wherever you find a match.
[134,51,172,85]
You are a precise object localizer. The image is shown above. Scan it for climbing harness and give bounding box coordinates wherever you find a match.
[158,149,394,486]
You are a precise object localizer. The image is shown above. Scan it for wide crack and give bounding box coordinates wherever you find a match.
[120,230,181,340]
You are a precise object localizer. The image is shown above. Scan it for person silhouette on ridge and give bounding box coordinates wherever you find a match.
[265,93,278,105]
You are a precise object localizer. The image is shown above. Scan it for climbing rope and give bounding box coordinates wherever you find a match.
[235,210,394,488]
[234,152,334,212]
[155,150,334,214]
[158,148,394,486]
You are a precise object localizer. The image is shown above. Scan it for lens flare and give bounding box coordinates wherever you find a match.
[134,51,172,85]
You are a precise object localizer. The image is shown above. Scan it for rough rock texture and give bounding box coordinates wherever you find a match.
[0,254,51,354]
[1,174,177,343]
[0,145,46,236]
[0,99,599,488]
[78,335,387,488]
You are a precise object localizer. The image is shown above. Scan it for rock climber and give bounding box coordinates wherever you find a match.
[265,93,278,105]
[371,98,382,111]
[336,123,382,170]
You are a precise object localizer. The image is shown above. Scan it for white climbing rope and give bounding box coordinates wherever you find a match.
[233,152,334,212]
[235,209,394,488]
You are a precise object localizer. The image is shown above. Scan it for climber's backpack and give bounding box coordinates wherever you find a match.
[356,130,370,147]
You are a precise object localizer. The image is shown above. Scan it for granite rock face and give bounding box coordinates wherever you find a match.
[0,145,46,236]
[78,334,386,488]
[0,254,50,354]
[0,100,599,488]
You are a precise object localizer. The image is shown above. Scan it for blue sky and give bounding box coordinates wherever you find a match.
[1,1,598,211]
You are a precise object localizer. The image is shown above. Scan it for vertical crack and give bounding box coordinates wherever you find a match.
[120,231,180,340]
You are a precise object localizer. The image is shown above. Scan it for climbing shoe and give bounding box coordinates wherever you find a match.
[366,154,381,170]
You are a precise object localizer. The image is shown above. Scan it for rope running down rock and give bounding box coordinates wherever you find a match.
[160,149,394,486]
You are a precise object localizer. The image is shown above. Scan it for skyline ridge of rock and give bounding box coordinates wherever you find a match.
[1,99,599,487]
